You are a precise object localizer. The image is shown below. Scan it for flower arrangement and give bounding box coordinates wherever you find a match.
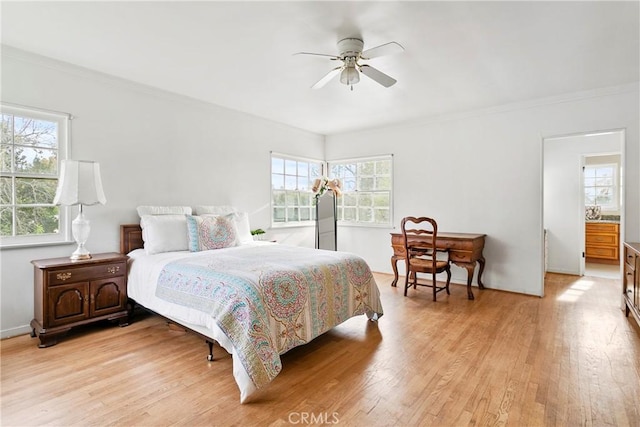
[312,177,342,198]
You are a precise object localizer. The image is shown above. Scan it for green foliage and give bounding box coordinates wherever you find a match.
[1,114,60,237]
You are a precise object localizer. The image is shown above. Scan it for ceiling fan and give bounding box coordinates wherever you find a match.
[295,37,404,90]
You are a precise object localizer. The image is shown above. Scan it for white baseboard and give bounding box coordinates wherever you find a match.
[1,325,31,340]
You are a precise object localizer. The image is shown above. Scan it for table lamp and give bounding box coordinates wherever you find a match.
[53,160,107,260]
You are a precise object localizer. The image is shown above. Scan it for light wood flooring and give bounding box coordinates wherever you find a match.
[2,272,639,426]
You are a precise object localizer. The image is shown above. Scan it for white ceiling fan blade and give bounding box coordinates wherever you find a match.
[359,65,397,87]
[294,52,340,60]
[311,67,342,89]
[361,41,405,59]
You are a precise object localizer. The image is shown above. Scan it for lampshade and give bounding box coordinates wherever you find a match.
[53,160,107,206]
[340,67,360,86]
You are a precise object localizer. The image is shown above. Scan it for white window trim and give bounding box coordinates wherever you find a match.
[1,103,72,248]
[270,152,325,228]
[328,154,394,228]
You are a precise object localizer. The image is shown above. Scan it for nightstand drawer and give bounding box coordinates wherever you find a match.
[47,261,126,286]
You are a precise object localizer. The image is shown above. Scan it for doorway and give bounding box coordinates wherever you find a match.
[542,129,625,286]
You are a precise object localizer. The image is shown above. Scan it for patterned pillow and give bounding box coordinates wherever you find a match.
[185,214,238,251]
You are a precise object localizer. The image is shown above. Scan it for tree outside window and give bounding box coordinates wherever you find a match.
[1,105,69,246]
[328,156,392,226]
[271,154,323,226]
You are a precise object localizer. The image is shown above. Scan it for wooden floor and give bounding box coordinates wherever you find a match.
[2,272,639,426]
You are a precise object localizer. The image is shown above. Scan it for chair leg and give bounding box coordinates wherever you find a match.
[432,272,437,301]
[404,271,409,297]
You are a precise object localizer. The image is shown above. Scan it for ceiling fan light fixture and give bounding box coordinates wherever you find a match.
[340,66,360,86]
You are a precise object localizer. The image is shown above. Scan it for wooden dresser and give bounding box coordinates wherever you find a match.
[30,252,129,347]
[585,222,619,263]
[623,242,640,329]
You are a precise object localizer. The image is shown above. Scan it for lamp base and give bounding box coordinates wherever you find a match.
[70,247,92,261]
[70,206,92,261]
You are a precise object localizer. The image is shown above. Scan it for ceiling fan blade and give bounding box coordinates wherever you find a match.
[361,41,405,59]
[311,67,342,89]
[294,52,340,60]
[359,65,397,87]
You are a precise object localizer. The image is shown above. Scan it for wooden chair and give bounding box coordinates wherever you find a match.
[401,216,452,301]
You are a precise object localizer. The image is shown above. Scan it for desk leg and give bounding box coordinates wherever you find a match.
[391,256,399,287]
[453,261,476,300]
[477,256,486,289]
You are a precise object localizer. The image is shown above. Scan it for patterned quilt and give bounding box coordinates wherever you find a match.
[155,244,383,391]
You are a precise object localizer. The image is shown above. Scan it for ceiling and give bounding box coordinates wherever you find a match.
[2,1,639,135]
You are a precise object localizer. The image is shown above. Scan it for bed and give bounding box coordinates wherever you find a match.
[120,221,384,403]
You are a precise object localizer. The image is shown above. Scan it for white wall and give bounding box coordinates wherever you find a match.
[0,48,324,338]
[543,132,622,275]
[326,84,640,297]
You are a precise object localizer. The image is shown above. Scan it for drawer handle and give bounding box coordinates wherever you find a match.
[107,266,120,274]
[56,272,72,281]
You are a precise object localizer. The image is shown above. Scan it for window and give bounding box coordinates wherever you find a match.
[328,155,393,226]
[271,153,323,226]
[584,164,617,210]
[1,104,70,247]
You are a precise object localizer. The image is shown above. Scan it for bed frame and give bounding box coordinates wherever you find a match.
[120,224,216,361]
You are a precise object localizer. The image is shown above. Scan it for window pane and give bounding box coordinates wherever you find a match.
[358,208,373,222]
[286,191,299,206]
[273,207,286,222]
[359,177,374,191]
[595,176,613,186]
[376,176,391,190]
[284,175,297,190]
[272,190,286,206]
[15,178,57,204]
[344,207,356,221]
[310,163,321,177]
[343,177,356,192]
[285,159,297,175]
[272,173,284,190]
[376,160,390,175]
[358,161,374,175]
[585,188,596,205]
[13,117,58,148]
[271,157,284,174]
[375,209,389,223]
[299,192,311,206]
[299,177,311,192]
[1,115,13,144]
[14,147,57,174]
[343,193,357,206]
[299,208,311,221]
[358,192,373,206]
[0,207,12,236]
[287,207,299,221]
[0,177,11,204]
[584,177,596,188]
[16,206,59,235]
[373,193,390,207]
[1,144,11,172]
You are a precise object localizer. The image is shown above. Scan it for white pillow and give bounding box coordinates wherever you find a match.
[137,206,192,216]
[200,212,253,244]
[139,214,189,254]
[194,205,237,215]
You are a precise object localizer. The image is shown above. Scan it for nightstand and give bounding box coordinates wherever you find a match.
[30,252,129,348]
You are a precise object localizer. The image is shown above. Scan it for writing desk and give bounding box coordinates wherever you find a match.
[390,232,486,300]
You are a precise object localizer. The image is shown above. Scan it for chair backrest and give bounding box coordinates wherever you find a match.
[401,216,438,265]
